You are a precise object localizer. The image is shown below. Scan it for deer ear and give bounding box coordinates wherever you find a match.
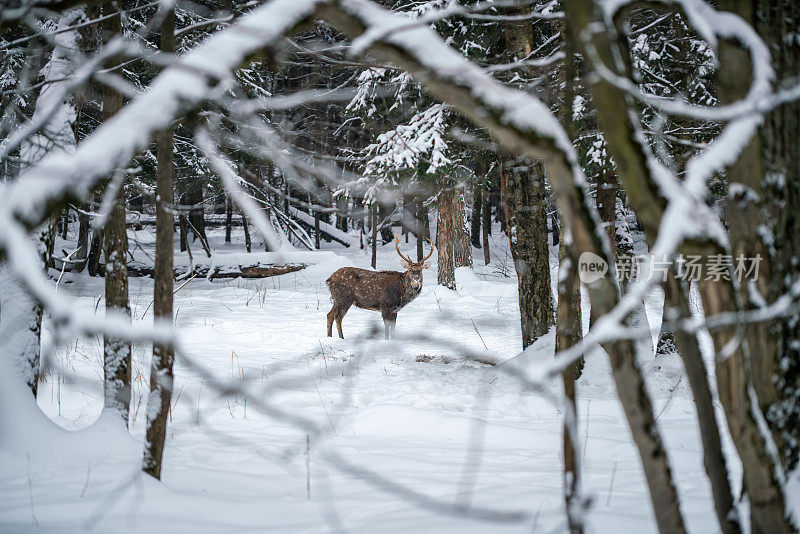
[401,259,413,269]
[421,261,431,269]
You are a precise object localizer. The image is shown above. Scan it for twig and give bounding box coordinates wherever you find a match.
[306,434,311,501]
[80,461,92,498]
[606,461,618,506]
[471,319,489,350]
[141,274,197,319]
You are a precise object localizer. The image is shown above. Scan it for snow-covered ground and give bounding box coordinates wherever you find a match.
[0,223,737,533]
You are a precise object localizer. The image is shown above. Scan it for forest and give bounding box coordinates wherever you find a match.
[0,0,799,532]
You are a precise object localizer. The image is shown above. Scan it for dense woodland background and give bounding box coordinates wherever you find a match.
[1,0,799,532]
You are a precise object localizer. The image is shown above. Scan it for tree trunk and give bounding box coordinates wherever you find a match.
[143,5,176,481]
[614,205,654,361]
[225,194,232,243]
[595,171,616,260]
[471,187,482,248]
[556,234,584,534]
[60,209,69,240]
[87,227,103,277]
[378,202,394,244]
[371,204,377,269]
[0,268,42,397]
[437,178,456,290]
[179,217,187,252]
[655,302,677,356]
[500,160,554,347]
[699,278,790,534]
[756,0,800,471]
[76,208,90,270]
[482,185,491,265]
[314,212,320,249]
[241,211,251,253]
[453,187,472,269]
[561,2,688,531]
[710,1,797,531]
[186,179,206,245]
[665,273,741,534]
[101,6,131,423]
[416,201,428,261]
[336,195,349,232]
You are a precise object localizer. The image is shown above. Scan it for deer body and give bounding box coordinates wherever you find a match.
[326,238,432,339]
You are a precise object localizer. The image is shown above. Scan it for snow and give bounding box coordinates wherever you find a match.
[340,0,578,161]
[0,224,737,533]
[364,104,451,176]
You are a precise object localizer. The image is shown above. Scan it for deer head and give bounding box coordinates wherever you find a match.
[395,237,433,291]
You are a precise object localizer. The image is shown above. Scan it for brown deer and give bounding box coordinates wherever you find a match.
[326,237,433,339]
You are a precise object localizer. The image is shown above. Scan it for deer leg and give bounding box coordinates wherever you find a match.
[327,307,337,337]
[381,311,397,340]
[335,302,351,339]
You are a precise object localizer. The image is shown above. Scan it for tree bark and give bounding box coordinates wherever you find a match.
[336,195,349,232]
[482,184,491,265]
[471,186,482,248]
[416,201,428,262]
[710,1,796,530]
[314,212,320,249]
[225,194,232,243]
[101,6,131,423]
[437,178,456,289]
[756,0,800,471]
[655,302,677,356]
[664,273,741,534]
[500,160,554,347]
[241,210,251,253]
[186,179,206,245]
[560,2,688,531]
[556,234,584,534]
[698,277,789,534]
[371,204,377,269]
[76,208,90,270]
[143,5,176,481]
[87,227,103,277]
[453,187,472,269]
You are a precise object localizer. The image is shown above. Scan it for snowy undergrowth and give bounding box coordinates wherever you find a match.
[0,226,736,533]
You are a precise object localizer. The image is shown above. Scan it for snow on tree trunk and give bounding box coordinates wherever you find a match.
[101,8,131,423]
[707,1,798,531]
[143,8,177,480]
[0,268,42,396]
[561,2,689,531]
[556,235,584,534]
[11,9,82,397]
[753,0,800,472]
[614,200,653,361]
[664,272,741,534]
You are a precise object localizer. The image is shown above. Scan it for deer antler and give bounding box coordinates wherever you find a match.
[395,236,414,263]
[420,238,434,262]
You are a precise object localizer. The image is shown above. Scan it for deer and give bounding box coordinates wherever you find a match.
[326,237,433,340]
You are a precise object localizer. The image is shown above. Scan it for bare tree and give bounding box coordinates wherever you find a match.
[101,5,131,423]
[143,6,176,480]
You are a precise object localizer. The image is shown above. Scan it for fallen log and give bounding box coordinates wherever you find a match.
[125,262,306,279]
